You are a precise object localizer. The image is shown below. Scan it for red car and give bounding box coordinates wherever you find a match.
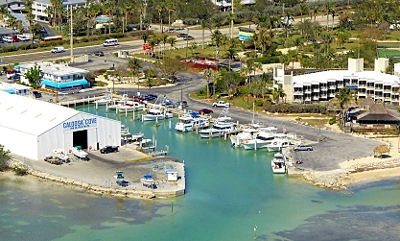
[198,108,213,114]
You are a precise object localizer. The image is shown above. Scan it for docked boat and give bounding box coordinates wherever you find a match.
[242,131,276,150]
[142,107,173,121]
[270,153,286,174]
[199,121,236,138]
[175,115,209,132]
[94,96,113,105]
[230,128,257,147]
[266,139,294,152]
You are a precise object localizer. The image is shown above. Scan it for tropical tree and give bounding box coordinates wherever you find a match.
[272,87,286,103]
[24,65,43,88]
[0,145,10,172]
[128,58,142,91]
[335,88,353,109]
[156,3,164,33]
[24,0,35,42]
[299,3,308,23]
[325,1,334,30]
[166,36,176,52]
[165,2,175,29]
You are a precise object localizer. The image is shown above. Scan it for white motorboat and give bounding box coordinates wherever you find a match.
[175,115,209,132]
[94,96,113,105]
[230,128,257,147]
[126,101,145,110]
[266,139,294,152]
[199,121,236,138]
[242,131,276,150]
[271,153,286,174]
[142,108,173,121]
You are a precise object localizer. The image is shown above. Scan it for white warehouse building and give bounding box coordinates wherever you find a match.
[0,91,121,160]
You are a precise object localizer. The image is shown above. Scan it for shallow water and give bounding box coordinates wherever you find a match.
[1,105,400,241]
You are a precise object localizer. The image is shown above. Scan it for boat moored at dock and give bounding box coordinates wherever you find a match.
[271,153,286,174]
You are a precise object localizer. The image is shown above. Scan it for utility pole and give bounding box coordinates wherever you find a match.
[70,7,74,63]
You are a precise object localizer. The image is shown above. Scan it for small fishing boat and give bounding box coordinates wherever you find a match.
[270,153,286,174]
[242,131,275,150]
[94,96,113,105]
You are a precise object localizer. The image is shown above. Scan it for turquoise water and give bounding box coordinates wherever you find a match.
[1,105,400,241]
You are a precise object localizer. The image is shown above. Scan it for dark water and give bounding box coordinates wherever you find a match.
[0,105,399,241]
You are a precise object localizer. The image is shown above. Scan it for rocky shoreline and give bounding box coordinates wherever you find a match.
[288,158,400,190]
[8,159,185,199]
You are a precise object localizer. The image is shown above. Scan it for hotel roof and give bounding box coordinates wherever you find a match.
[292,70,400,87]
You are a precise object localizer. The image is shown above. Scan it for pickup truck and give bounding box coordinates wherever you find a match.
[212,101,230,108]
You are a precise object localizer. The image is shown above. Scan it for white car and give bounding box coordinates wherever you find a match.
[212,101,230,108]
[2,36,13,43]
[51,46,65,53]
[17,34,30,41]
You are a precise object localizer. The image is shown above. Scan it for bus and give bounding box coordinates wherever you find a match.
[40,35,63,44]
[238,27,255,41]
[103,39,119,47]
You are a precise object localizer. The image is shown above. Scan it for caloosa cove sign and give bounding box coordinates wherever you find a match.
[63,117,97,131]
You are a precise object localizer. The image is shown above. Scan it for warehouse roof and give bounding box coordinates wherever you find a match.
[0,91,79,136]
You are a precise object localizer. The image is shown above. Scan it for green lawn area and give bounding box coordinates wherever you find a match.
[378,50,400,58]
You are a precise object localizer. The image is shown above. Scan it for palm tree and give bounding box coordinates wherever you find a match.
[201,20,207,49]
[24,0,34,43]
[313,6,319,22]
[325,2,333,30]
[156,3,164,33]
[128,58,142,92]
[299,3,308,23]
[161,33,168,58]
[167,36,176,52]
[272,87,286,103]
[165,2,175,30]
[335,88,353,125]
[104,1,114,34]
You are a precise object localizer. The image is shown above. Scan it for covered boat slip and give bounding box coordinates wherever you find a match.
[0,91,121,160]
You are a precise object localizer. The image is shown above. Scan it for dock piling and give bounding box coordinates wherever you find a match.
[169,119,172,130]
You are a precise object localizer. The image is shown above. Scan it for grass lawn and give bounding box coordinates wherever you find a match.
[378,50,400,58]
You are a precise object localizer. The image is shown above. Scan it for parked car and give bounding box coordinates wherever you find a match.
[51,46,65,53]
[100,146,119,154]
[32,91,42,98]
[17,34,31,41]
[162,99,175,106]
[198,108,213,114]
[175,101,188,108]
[8,73,20,80]
[183,35,194,40]
[11,36,20,42]
[177,33,188,38]
[5,70,18,79]
[293,144,313,152]
[212,101,230,108]
[94,50,104,56]
[141,94,157,101]
[2,36,13,43]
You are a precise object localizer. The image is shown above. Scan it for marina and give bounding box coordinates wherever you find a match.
[1,102,400,241]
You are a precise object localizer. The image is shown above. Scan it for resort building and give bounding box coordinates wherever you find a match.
[32,0,86,22]
[20,62,89,93]
[0,91,121,160]
[274,58,400,105]
[210,0,255,11]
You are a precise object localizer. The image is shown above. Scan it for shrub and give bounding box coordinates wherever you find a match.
[254,99,264,107]
[329,118,337,125]
[264,103,327,114]
[13,166,28,176]
[0,145,10,172]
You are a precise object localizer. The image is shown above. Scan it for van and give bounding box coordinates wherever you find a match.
[103,39,118,47]
[51,46,65,53]
[2,36,13,43]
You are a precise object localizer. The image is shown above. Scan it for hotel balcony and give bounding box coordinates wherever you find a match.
[294,91,303,95]
[328,93,335,98]
[304,97,311,102]
[320,95,327,99]
[304,89,311,94]
[337,84,344,88]
[312,88,320,92]
[312,96,319,101]
[328,85,336,90]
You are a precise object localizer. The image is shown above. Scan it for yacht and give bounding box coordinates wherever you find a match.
[271,153,286,174]
[230,128,257,147]
[142,108,173,121]
[266,139,294,152]
[199,121,236,138]
[175,115,209,132]
[242,131,276,150]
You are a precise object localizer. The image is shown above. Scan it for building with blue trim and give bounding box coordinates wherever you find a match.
[20,62,89,93]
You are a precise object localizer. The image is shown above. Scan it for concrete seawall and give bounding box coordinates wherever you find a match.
[9,159,185,199]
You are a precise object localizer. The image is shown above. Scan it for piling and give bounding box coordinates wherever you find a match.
[169,119,172,130]
[125,107,127,117]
